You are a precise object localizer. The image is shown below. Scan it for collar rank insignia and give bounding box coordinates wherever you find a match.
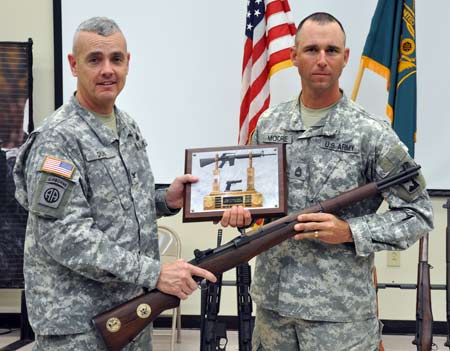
[41,155,75,179]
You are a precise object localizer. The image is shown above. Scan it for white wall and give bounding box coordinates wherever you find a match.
[58,0,450,190]
[0,0,448,328]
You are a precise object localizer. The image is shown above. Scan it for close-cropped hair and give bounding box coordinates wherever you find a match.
[295,12,346,43]
[76,16,122,36]
[72,17,124,54]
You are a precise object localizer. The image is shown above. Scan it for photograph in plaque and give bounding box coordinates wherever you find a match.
[183,144,286,222]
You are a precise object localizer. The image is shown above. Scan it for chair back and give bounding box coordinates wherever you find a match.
[158,225,181,264]
[156,225,183,349]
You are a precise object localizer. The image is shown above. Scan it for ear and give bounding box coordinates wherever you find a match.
[126,52,130,74]
[343,47,350,66]
[68,54,77,77]
[290,46,298,67]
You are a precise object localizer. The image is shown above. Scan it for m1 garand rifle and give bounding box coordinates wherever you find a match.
[412,233,434,351]
[200,229,228,350]
[200,229,254,351]
[92,165,422,351]
[444,200,450,349]
[199,151,276,168]
[235,230,254,351]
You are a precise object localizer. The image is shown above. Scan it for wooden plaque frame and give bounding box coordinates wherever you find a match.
[183,144,287,222]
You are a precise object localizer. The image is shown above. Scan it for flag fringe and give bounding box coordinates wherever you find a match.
[269,59,293,78]
[361,56,391,90]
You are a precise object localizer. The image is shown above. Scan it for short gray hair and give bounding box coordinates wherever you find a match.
[72,17,124,54]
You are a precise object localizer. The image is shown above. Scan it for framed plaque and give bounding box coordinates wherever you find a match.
[183,144,287,222]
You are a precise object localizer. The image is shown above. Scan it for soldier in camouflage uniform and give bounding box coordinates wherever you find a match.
[223,12,433,351]
[13,17,216,350]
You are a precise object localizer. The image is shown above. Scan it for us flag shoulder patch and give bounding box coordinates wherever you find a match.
[41,155,75,179]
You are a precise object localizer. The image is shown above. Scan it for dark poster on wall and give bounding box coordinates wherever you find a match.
[0,39,33,288]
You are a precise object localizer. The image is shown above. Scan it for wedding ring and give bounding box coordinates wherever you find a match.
[314,231,319,238]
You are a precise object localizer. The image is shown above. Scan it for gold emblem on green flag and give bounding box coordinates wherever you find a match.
[353,0,417,157]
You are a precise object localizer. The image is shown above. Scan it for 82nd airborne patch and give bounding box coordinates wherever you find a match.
[38,175,69,209]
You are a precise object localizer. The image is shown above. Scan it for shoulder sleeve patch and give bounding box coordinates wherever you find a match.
[41,155,76,179]
[377,144,426,202]
[30,173,76,219]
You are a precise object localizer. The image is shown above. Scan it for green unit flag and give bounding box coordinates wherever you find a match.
[361,0,416,157]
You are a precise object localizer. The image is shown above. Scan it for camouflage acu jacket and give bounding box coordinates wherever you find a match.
[251,95,433,322]
[14,96,177,334]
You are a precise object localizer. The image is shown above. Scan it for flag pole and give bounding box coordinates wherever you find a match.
[351,59,365,101]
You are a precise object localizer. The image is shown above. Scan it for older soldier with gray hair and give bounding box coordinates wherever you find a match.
[223,12,433,351]
[14,17,217,350]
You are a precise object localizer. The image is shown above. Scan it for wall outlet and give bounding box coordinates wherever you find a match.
[387,251,401,267]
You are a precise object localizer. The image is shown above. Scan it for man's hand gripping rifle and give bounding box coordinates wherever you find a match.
[92,166,422,351]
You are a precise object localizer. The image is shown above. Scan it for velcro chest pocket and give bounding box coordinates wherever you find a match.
[84,148,133,210]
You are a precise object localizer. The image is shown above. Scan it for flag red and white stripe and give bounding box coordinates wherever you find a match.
[238,0,296,145]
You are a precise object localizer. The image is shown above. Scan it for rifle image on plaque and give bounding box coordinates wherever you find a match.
[199,150,276,168]
[202,152,275,210]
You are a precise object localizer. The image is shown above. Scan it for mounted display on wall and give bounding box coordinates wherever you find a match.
[0,39,33,289]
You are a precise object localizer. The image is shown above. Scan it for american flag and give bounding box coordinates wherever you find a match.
[41,155,75,179]
[238,0,296,145]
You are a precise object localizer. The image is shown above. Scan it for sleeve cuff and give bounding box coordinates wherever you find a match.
[135,255,161,289]
[346,216,374,257]
[155,188,180,217]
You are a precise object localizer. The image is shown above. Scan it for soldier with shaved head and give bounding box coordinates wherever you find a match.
[14,17,217,350]
[223,12,433,351]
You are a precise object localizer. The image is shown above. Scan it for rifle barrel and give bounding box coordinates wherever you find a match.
[413,234,433,350]
[377,165,420,191]
[376,283,445,290]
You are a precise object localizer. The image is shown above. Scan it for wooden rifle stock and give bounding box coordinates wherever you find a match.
[92,166,421,351]
[412,234,433,350]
